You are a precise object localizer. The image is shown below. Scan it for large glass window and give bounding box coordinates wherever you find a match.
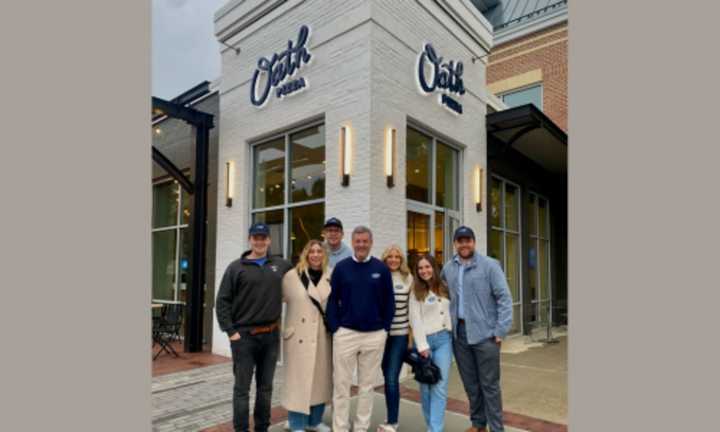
[406,126,461,267]
[529,192,552,324]
[251,123,325,264]
[406,128,432,203]
[490,176,522,334]
[500,84,543,110]
[152,180,190,303]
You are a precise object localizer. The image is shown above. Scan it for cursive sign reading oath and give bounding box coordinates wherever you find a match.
[250,25,312,107]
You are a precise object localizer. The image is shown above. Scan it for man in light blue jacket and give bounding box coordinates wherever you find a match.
[441,226,513,432]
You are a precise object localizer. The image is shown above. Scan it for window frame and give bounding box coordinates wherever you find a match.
[248,120,326,260]
[405,123,463,263]
[498,82,543,110]
[490,174,523,334]
[151,178,190,304]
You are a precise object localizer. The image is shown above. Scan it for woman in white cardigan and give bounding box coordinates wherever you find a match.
[281,240,333,432]
[408,254,453,432]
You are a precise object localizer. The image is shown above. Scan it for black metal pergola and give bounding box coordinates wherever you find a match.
[152,95,214,353]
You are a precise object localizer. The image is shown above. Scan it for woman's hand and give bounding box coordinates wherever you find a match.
[229,332,241,341]
[419,349,430,358]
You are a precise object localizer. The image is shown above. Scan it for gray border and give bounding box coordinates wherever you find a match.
[1,2,151,431]
[570,1,720,430]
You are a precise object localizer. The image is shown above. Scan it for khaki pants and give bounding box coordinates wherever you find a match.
[332,327,387,432]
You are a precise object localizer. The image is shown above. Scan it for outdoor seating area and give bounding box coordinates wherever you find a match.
[152,303,184,360]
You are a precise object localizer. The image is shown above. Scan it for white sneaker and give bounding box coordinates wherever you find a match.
[376,423,398,432]
[308,423,332,432]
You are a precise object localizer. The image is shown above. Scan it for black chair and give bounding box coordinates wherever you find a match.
[153,304,184,360]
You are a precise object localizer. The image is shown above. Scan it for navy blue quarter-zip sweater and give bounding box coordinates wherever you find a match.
[326,256,395,333]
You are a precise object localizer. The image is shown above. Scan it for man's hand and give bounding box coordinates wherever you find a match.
[229,332,241,341]
[494,336,502,346]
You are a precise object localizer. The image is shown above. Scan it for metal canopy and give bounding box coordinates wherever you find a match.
[487,103,567,174]
[151,96,214,353]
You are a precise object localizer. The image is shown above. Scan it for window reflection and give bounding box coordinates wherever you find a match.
[406,128,432,203]
[253,138,285,209]
[290,125,325,203]
[289,203,324,264]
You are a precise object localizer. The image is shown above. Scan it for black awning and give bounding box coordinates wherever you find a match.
[487,104,567,174]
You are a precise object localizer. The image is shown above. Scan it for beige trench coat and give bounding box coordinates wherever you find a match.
[281,268,333,414]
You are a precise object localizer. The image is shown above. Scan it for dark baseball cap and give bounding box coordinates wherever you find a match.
[323,217,343,229]
[453,226,475,241]
[248,222,270,237]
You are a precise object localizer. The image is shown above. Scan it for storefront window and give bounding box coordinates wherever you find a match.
[406,128,432,203]
[500,84,543,110]
[529,192,551,324]
[290,125,325,203]
[490,176,522,334]
[253,137,286,209]
[152,180,189,303]
[252,209,284,257]
[407,211,430,269]
[251,122,326,264]
[289,203,324,263]
[406,126,460,268]
[153,181,179,228]
[436,142,458,210]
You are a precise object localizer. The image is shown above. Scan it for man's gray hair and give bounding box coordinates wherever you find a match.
[351,225,373,240]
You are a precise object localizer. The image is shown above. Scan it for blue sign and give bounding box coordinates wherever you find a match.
[250,25,312,107]
[417,43,465,114]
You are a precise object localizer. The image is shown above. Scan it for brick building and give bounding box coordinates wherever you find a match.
[478,0,568,333]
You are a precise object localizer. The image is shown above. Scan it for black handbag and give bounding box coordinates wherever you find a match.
[404,349,442,384]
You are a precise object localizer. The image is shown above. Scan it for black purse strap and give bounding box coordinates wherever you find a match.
[300,270,329,331]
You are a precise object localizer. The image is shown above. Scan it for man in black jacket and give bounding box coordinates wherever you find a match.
[216,222,292,432]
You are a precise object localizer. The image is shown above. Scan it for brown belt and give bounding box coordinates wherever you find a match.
[248,322,279,335]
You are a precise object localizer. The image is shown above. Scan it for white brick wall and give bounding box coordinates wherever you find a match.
[212,0,492,356]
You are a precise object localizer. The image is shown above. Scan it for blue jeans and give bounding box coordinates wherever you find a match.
[417,330,453,432]
[287,404,326,430]
[381,334,408,424]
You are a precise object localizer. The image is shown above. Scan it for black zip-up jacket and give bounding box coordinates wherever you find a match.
[215,251,292,336]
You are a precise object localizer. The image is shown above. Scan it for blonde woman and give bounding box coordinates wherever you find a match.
[281,240,333,432]
[408,254,453,432]
[376,245,413,432]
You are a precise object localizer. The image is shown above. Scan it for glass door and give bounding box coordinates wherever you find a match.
[528,192,552,324]
[489,176,522,334]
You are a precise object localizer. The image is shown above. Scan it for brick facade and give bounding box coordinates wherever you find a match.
[487,22,568,131]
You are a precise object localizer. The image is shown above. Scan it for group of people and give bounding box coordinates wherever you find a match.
[216,217,514,432]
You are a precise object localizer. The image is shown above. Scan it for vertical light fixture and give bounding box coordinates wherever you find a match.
[340,125,351,186]
[385,127,396,188]
[225,160,235,207]
[474,165,483,212]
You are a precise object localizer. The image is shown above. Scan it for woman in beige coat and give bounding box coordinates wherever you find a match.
[281,240,333,432]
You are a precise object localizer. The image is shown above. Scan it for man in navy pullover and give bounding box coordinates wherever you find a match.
[327,225,395,432]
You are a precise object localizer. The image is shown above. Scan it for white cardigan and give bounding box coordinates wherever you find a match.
[408,290,452,353]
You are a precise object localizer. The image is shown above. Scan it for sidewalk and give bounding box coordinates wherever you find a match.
[152,333,567,431]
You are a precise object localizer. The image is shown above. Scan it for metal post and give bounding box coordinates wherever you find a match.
[185,124,209,352]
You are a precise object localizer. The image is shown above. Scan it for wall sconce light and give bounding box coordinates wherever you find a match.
[385,127,396,188]
[225,160,235,207]
[473,165,483,212]
[340,125,351,187]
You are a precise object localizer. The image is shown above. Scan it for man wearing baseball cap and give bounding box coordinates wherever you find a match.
[216,222,292,432]
[441,226,513,432]
[322,217,352,268]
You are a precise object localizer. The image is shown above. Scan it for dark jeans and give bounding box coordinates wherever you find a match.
[453,322,504,432]
[381,334,408,424]
[230,329,280,432]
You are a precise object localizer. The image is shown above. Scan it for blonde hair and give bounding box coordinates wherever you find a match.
[381,244,411,282]
[295,239,329,275]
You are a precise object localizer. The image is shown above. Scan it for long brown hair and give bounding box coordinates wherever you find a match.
[411,254,449,302]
